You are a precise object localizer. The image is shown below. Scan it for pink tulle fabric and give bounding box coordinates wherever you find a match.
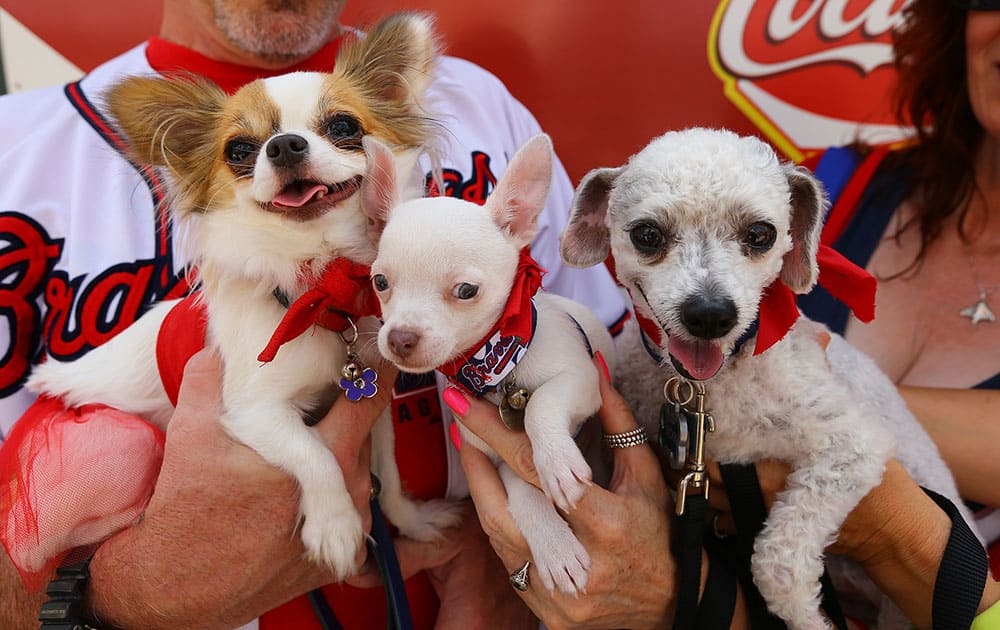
[0,396,164,591]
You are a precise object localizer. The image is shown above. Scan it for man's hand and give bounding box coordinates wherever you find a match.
[87,348,396,629]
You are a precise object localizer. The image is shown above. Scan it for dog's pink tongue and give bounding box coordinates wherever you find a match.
[273,183,327,208]
[667,336,724,380]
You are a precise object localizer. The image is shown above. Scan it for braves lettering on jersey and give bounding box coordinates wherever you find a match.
[426,150,497,203]
[452,301,537,396]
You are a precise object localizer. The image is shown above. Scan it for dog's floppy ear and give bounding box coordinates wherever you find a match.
[560,166,622,268]
[780,164,828,293]
[361,136,398,244]
[335,13,440,149]
[487,134,553,249]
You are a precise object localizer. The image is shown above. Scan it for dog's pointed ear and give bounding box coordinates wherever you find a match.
[105,74,226,174]
[560,166,622,268]
[361,136,398,244]
[104,74,226,216]
[780,164,828,293]
[334,13,439,149]
[487,134,553,249]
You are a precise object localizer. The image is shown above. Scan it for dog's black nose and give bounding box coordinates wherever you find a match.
[388,329,421,358]
[679,295,738,339]
[266,134,309,168]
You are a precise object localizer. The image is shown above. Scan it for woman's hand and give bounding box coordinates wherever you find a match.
[453,354,684,629]
[703,456,1000,627]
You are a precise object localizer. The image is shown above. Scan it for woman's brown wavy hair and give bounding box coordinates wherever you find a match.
[888,0,980,265]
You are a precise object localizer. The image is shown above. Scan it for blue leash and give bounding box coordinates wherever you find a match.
[308,474,413,630]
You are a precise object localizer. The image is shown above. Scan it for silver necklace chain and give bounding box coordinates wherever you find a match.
[960,248,999,325]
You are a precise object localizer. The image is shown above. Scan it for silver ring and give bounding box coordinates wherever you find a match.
[603,427,648,448]
[712,513,730,539]
[509,560,531,591]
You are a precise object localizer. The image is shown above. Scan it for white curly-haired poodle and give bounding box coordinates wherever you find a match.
[560,127,977,630]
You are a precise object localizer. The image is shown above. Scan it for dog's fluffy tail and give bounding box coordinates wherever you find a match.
[26,300,177,430]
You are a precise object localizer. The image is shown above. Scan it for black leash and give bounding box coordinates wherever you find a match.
[717,463,848,630]
[672,490,709,629]
[660,376,847,630]
[660,379,729,630]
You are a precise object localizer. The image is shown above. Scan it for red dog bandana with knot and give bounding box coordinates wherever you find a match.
[616,243,876,358]
[258,258,380,363]
[436,248,545,397]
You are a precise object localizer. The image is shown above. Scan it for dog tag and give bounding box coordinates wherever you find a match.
[498,383,530,431]
[340,354,378,401]
[337,317,378,402]
[659,401,697,470]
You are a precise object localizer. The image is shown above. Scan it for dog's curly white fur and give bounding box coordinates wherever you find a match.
[361,134,614,595]
[561,127,977,629]
[26,13,461,580]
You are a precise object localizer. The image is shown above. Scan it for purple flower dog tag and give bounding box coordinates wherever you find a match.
[341,367,378,401]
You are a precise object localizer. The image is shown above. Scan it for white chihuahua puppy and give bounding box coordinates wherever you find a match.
[561,128,976,629]
[360,133,614,594]
[26,13,459,580]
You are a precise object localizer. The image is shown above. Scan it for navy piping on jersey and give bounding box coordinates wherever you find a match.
[64,81,173,268]
[607,308,631,338]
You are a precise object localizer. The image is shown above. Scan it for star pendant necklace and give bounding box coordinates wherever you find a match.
[959,248,1000,326]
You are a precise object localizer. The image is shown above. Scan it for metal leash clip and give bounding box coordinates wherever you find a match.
[661,377,714,516]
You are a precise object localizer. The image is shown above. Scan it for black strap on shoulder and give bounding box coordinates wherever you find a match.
[924,487,989,630]
[308,474,413,630]
[718,463,848,630]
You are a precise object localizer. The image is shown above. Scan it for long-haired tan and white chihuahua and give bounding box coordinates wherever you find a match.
[28,13,459,579]
[360,134,615,595]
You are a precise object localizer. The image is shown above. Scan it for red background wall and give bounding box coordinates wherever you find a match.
[0,1,901,182]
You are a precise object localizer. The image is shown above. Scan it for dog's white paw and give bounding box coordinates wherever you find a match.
[751,549,828,630]
[300,502,366,580]
[534,437,592,512]
[530,527,591,595]
[388,497,464,542]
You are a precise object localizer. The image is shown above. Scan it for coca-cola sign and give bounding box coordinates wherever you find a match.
[710,0,912,160]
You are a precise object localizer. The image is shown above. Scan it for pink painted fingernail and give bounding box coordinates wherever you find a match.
[595,351,611,383]
[449,422,463,450]
[442,386,469,416]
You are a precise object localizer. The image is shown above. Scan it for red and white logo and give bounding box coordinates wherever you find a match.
[710,0,912,160]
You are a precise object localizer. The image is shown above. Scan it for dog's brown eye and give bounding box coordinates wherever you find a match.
[326,113,363,149]
[453,283,479,300]
[373,274,389,292]
[628,222,665,255]
[743,221,777,253]
[225,139,258,165]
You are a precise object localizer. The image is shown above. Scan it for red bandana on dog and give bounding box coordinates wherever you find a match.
[436,248,545,397]
[258,258,380,363]
[614,243,876,358]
